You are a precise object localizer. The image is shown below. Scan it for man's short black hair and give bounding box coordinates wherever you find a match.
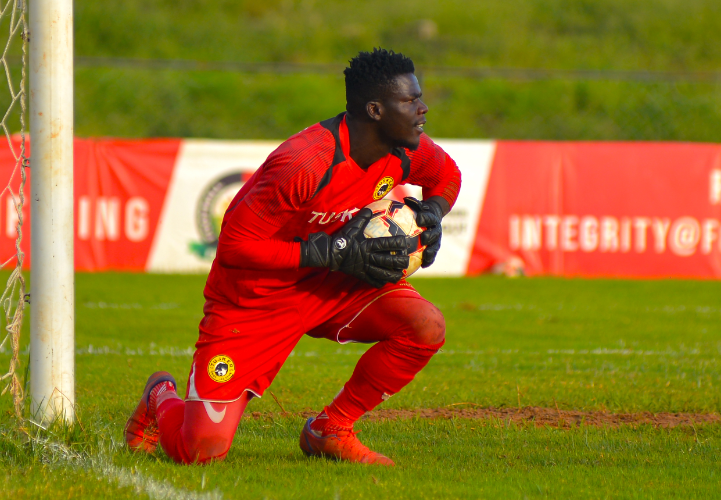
[344,48,415,116]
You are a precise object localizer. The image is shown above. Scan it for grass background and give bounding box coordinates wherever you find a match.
[2,0,721,141]
[70,0,721,141]
[1,273,720,498]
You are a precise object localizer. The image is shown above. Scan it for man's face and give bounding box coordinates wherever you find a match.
[377,73,428,150]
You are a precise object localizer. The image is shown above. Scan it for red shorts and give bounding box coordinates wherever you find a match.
[186,273,420,403]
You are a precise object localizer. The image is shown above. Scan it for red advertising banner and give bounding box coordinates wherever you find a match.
[3,136,721,278]
[469,141,721,278]
[0,138,180,271]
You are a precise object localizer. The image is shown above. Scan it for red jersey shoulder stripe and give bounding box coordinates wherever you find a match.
[245,121,337,226]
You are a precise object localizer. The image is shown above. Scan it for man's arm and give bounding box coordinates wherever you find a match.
[217,199,301,270]
[425,195,450,217]
[406,134,462,210]
[215,131,334,270]
[403,136,461,268]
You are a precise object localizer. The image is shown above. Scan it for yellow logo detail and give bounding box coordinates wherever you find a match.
[208,355,235,383]
[373,176,395,200]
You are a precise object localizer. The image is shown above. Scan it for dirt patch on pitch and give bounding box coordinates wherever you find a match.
[248,406,720,429]
[360,406,721,429]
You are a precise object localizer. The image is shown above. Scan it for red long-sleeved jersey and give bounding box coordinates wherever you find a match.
[203,113,461,307]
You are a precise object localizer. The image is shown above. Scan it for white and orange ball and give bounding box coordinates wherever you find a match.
[363,199,426,278]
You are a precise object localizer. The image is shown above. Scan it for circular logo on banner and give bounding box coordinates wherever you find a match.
[373,176,395,200]
[192,172,248,260]
[207,355,235,383]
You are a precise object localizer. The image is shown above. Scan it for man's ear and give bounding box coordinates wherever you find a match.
[366,100,383,121]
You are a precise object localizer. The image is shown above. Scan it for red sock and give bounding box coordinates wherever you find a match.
[316,336,444,430]
[148,380,177,416]
[156,398,190,462]
[310,407,353,434]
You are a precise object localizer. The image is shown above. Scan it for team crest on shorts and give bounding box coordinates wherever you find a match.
[373,176,394,200]
[207,355,235,383]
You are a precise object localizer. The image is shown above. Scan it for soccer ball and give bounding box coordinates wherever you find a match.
[363,199,426,278]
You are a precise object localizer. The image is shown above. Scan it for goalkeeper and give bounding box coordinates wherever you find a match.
[125,48,461,466]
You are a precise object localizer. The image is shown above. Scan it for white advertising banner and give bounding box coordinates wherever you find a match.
[146,138,493,276]
[147,140,280,272]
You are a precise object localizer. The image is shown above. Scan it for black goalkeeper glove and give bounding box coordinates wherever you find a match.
[299,208,410,288]
[404,197,443,268]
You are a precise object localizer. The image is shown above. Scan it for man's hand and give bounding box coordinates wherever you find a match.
[299,208,410,288]
[404,197,443,268]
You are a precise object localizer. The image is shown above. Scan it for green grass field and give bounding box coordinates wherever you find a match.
[69,0,721,142]
[1,273,720,498]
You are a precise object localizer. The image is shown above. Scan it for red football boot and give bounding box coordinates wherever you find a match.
[299,417,395,466]
[124,371,177,453]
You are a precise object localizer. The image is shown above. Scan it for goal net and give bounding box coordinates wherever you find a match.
[0,0,28,421]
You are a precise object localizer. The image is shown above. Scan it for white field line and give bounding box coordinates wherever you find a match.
[35,437,223,500]
[82,302,180,310]
[80,301,721,315]
[444,348,712,357]
[1,343,716,358]
[93,461,223,500]
[439,303,721,314]
[70,346,721,358]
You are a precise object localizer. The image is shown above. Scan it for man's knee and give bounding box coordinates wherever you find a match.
[405,301,445,347]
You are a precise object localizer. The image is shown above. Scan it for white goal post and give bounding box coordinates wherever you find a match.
[28,0,74,423]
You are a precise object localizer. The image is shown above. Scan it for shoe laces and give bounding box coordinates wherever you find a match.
[321,423,355,436]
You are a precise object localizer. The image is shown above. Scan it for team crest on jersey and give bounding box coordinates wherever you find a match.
[208,355,235,383]
[373,176,394,200]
